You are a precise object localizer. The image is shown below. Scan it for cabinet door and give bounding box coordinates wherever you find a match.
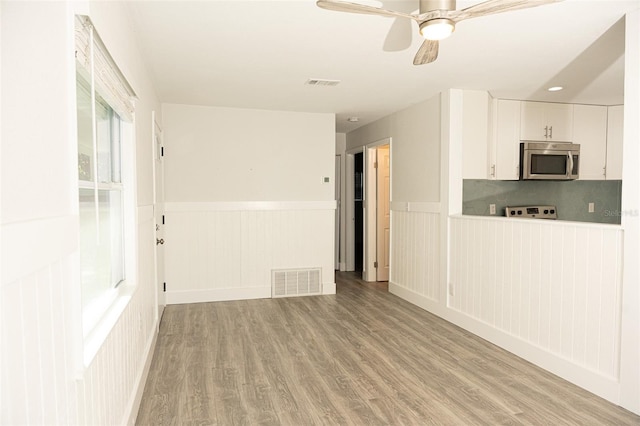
[520,101,546,140]
[573,104,607,180]
[493,99,520,180]
[462,90,491,179]
[546,103,573,142]
[606,105,624,180]
[520,101,573,142]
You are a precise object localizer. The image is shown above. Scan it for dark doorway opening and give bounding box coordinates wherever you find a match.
[354,152,364,272]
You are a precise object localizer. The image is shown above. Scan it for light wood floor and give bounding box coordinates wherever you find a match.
[136,272,639,425]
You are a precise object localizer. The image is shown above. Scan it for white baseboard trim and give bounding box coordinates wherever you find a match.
[389,281,622,406]
[166,286,271,304]
[323,281,336,295]
[389,281,446,316]
[123,322,158,425]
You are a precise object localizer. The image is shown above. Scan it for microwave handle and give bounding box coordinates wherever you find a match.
[567,151,574,178]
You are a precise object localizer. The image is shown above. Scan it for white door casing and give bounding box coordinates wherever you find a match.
[364,138,391,282]
[376,145,390,281]
[335,155,341,269]
[152,111,166,325]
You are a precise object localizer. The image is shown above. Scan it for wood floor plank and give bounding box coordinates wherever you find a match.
[136,272,640,425]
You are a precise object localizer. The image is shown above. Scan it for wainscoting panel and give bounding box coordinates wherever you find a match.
[390,210,441,302]
[164,202,335,303]
[1,206,159,425]
[449,216,623,380]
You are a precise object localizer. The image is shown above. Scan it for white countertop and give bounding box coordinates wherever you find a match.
[453,213,623,230]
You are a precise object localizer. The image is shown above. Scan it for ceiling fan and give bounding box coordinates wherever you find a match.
[317,0,561,65]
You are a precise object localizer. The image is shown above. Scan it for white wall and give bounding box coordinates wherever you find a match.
[163,104,334,202]
[162,104,336,302]
[347,96,441,203]
[1,2,160,424]
[346,94,443,293]
[619,7,640,413]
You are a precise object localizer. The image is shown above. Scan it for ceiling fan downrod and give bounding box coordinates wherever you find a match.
[420,0,456,13]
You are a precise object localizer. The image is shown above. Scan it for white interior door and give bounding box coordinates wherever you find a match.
[152,112,166,323]
[376,145,390,282]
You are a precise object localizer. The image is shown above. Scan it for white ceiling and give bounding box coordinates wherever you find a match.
[126,0,637,133]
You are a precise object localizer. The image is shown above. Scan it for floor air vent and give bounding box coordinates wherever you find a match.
[272,268,322,298]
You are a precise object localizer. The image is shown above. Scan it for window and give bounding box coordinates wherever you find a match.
[75,16,136,339]
[77,76,125,332]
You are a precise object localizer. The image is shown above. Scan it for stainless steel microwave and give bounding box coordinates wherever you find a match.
[519,141,580,180]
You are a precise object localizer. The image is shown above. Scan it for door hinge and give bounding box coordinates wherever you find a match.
[161,146,164,157]
[374,162,378,169]
[374,261,378,268]
[163,282,166,292]
[162,215,165,225]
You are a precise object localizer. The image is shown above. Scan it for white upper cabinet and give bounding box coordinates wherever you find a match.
[461,97,622,182]
[462,90,492,179]
[520,101,574,142]
[491,99,521,180]
[606,105,624,180]
[573,104,607,180]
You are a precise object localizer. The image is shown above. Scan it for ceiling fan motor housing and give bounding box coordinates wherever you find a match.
[420,0,456,13]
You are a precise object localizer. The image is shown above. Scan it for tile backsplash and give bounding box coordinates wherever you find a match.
[463,180,622,224]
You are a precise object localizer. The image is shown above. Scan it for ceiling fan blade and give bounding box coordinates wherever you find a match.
[413,39,439,65]
[451,0,560,22]
[383,17,413,52]
[316,0,418,21]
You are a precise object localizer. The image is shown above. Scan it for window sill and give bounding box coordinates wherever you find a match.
[83,281,135,367]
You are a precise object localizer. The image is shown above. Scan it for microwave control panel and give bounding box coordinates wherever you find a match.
[505,205,557,220]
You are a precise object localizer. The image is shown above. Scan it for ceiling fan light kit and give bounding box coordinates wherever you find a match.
[419,18,455,40]
[317,0,561,65]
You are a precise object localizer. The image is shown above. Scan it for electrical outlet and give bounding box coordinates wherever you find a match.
[588,202,595,213]
[489,204,496,215]
[449,283,455,297]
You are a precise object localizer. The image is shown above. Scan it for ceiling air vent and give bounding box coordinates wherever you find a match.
[305,78,341,87]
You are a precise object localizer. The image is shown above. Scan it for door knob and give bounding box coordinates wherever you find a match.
[156,238,164,245]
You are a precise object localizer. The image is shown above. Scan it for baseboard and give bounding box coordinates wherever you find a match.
[123,322,158,425]
[389,281,448,318]
[166,286,271,304]
[389,281,622,406]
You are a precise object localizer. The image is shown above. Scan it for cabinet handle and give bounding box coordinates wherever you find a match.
[491,164,496,178]
[544,126,548,138]
[549,126,553,139]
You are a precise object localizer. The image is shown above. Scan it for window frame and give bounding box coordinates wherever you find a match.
[74,15,138,366]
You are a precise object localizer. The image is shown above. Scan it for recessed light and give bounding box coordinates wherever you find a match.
[347,117,359,123]
[548,86,564,92]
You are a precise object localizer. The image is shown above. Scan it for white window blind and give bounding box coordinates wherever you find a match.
[75,15,136,122]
